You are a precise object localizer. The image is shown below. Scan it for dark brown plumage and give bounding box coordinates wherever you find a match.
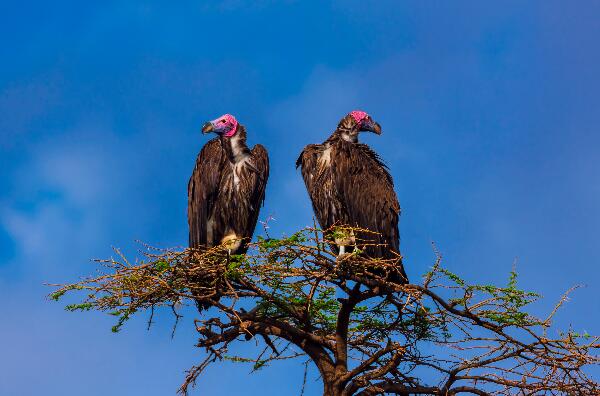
[296,111,407,283]
[188,123,269,255]
[188,116,269,311]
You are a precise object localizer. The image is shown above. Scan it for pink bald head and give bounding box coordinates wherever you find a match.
[344,110,381,135]
[349,110,369,124]
[202,114,239,137]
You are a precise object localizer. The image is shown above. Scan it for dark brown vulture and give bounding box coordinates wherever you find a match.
[296,110,407,283]
[188,113,269,255]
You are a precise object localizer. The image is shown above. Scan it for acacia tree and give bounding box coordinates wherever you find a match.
[50,226,599,395]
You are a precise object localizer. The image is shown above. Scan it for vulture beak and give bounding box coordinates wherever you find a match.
[202,122,214,134]
[371,121,382,135]
[363,119,382,135]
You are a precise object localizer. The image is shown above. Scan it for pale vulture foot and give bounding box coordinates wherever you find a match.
[335,230,355,258]
[221,233,242,256]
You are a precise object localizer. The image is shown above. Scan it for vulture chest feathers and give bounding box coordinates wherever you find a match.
[188,127,269,254]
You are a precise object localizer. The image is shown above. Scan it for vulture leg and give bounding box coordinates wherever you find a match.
[335,229,355,257]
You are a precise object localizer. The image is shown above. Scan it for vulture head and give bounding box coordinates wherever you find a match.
[337,110,381,142]
[202,114,239,137]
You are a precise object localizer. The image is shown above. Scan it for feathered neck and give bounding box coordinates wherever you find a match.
[221,124,250,163]
[327,115,360,144]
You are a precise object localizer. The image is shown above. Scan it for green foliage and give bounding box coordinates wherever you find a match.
[224,356,269,371]
[311,287,341,331]
[330,227,349,241]
[110,308,135,333]
[256,230,308,254]
[49,284,83,301]
[561,329,592,341]
[440,268,541,326]
[65,302,94,311]
[439,268,466,287]
[225,254,245,281]
[154,260,169,272]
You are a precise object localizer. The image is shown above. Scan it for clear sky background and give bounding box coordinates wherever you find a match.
[1,1,599,395]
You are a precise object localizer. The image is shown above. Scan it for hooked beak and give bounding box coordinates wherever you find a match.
[371,121,382,135]
[202,122,214,134]
[363,120,381,135]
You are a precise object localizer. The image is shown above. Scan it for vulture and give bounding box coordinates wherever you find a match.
[296,110,407,283]
[188,114,269,256]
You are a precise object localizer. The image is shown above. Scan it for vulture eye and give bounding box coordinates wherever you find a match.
[221,120,226,123]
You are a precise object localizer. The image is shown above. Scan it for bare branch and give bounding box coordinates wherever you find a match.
[49,226,600,396]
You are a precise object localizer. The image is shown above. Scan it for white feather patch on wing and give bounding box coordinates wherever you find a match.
[318,146,332,167]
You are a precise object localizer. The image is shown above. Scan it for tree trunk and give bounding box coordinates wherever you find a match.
[322,381,342,396]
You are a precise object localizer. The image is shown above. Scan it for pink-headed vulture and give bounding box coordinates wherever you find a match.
[188,114,269,255]
[296,110,407,283]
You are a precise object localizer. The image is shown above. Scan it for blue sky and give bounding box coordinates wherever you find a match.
[1,1,599,395]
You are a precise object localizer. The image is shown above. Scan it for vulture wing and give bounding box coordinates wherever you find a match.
[299,141,406,282]
[296,144,346,230]
[237,144,270,244]
[188,138,225,248]
[332,143,401,258]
